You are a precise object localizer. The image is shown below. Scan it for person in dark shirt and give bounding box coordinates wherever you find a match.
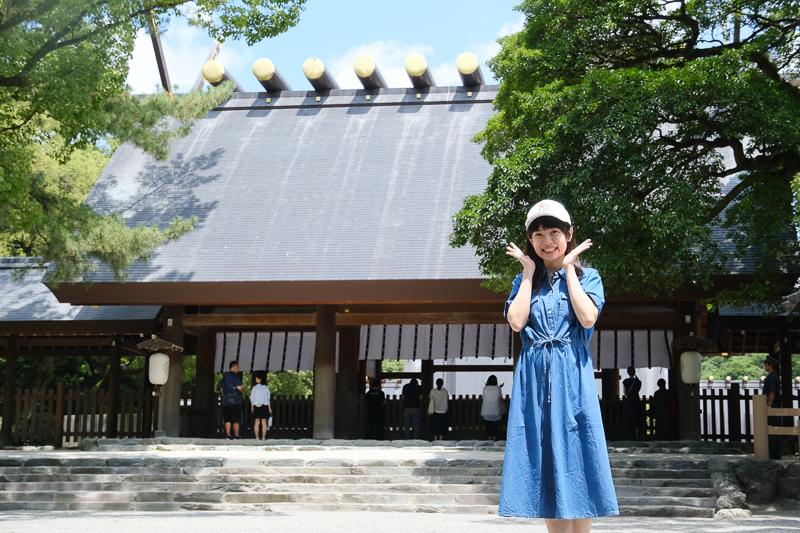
[401,378,423,439]
[652,378,671,441]
[219,361,243,439]
[364,380,386,440]
[763,355,782,459]
[622,366,642,440]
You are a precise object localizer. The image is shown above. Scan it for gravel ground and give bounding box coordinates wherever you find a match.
[1,510,800,533]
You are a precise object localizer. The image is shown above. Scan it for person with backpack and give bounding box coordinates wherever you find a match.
[219,360,243,440]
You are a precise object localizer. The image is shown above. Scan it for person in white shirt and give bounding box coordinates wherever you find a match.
[250,372,271,441]
[429,378,449,440]
[481,375,505,441]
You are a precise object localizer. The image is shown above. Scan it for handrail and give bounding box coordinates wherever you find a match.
[752,394,800,461]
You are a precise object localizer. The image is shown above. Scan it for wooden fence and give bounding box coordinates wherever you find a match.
[699,383,800,443]
[9,384,800,445]
[8,386,157,447]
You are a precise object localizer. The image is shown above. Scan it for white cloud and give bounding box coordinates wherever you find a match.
[431,61,460,87]
[469,14,527,85]
[498,14,525,37]
[327,41,435,90]
[126,20,217,94]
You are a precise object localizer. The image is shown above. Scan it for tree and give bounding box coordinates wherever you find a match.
[1,0,306,282]
[701,353,800,381]
[451,0,800,309]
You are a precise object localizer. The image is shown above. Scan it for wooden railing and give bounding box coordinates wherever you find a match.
[700,384,799,443]
[752,394,800,460]
[8,385,157,447]
[10,384,797,445]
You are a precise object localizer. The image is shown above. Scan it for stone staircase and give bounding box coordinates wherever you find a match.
[0,448,716,516]
[610,456,716,518]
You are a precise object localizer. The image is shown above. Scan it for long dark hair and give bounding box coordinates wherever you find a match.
[436,378,444,390]
[524,215,583,293]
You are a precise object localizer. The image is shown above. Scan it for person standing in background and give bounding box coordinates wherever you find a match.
[623,366,642,441]
[429,378,449,441]
[401,378,423,439]
[480,375,504,442]
[365,380,386,440]
[250,371,271,442]
[651,378,670,441]
[219,361,243,440]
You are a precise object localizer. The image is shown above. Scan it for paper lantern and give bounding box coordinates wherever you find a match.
[680,351,702,384]
[149,352,170,385]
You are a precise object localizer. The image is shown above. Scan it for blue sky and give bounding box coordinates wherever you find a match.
[126,0,524,94]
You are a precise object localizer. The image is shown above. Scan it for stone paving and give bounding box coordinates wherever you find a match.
[0,437,797,524]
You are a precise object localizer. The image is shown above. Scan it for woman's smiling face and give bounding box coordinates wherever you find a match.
[529,225,572,268]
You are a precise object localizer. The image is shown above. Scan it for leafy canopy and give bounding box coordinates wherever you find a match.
[451,0,800,308]
[0,0,306,282]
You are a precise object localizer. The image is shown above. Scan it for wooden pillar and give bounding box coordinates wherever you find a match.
[601,368,618,401]
[676,303,701,440]
[106,335,122,438]
[335,326,360,438]
[727,382,742,442]
[421,360,434,395]
[54,383,66,447]
[313,305,336,439]
[1,335,19,446]
[191,330,216,437]
[160,305,184,437]
[779,331,793,427]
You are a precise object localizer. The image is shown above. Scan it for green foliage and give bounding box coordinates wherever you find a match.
[452,0,800,308]
[701,353,800,381]
[381,360,405,373]
[0,0,305,282]
[266,371,314,397]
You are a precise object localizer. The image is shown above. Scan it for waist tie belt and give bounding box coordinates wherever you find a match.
[529,337,573,403]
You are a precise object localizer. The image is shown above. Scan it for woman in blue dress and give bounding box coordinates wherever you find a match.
[501,199,618,532]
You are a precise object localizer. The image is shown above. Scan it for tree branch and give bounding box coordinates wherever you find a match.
[706,174,757,221]
[0,0,192,87]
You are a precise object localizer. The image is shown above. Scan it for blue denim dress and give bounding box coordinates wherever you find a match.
[499,268,619,519]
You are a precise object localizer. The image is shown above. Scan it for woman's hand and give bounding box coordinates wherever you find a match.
[506,242,536,274]
[563,239,592,270]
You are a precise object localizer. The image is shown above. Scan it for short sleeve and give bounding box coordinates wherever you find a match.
[580,268,605,314]
[504,273,524,319]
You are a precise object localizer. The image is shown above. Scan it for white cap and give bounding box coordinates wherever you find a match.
[525,199,571,229]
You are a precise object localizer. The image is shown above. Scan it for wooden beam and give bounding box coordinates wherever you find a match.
[183,313,316,327]
[337,312,504,326]
[13,349,111,358]
[0,319,157,335]
[18,337,114,348]
[432,364,514,372]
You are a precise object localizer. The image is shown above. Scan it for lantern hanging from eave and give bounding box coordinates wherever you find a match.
[680,351,702,384]
[149,352,170,385]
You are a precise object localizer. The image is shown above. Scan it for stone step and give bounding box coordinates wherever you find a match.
[616,496,717,509]
[610,468,709,479]
[0,490,501,506]
[613,477,713,488]
[618,504,714,518]
[614,486,715,498]
[0,499,714,517]
[0,465,504,476]
[0,481,502,494]
[0,473,501,485]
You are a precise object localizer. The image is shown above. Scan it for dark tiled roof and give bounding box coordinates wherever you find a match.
[0,259,160,322]
[78,85,795,287]
[83,86,498,283]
